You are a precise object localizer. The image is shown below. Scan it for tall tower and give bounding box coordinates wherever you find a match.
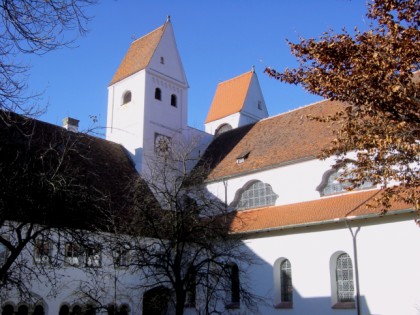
[106,17,189,173]
[205,68,268,135]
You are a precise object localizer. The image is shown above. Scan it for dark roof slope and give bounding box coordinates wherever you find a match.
[200,100,344,181]
[0,112,155,232]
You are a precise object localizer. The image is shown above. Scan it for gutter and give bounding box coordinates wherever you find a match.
[232,208,416,236]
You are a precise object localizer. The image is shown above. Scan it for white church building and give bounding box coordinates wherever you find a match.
[1,18,419,315]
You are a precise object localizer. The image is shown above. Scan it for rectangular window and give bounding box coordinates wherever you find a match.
[34,240,52,264]
[115,247,130,267]
[65,243,81,266]
[86,246,101,267]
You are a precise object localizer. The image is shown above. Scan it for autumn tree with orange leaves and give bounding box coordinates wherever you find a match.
[266,0,419,210]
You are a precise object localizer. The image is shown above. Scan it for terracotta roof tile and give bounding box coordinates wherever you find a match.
[109,24,165,85]
[205,71,254,123]
[230,189,412,233]
[201,100,344,181]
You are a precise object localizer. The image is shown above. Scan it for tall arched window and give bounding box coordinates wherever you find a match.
[235,180,278,210]
[155,88,162,101]
[274,258,293,308]
[170,94,177,107]
[336,253,355,303]
[122,91,131,104]
[280,260,293,304]
[330,252,355,308]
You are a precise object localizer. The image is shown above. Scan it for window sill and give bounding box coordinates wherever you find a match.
[274,302,293,309]
[332,302,355,309]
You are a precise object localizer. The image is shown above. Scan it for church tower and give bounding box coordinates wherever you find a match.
[106,17,188,173]
[205,68,268,135]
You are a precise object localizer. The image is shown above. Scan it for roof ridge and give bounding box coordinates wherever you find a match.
[217,70,253,86]
[258,98,330,123]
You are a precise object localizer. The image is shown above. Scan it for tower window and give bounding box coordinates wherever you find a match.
[160,56,164,64]
[122,91,132,105]
[170,94,177,107]
[155,88,162,101]
[258,100,262,110]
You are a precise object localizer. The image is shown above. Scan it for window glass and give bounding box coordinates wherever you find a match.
[322,169,373,196]
[280,259,293,303]
[170,94,177,107]
[236,181,277,210]
[122,91,131,104]
[155,88,161,101]
[336,253,355,302]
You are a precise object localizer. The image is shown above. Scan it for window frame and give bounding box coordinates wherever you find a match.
[122,91,132,105]
[154,88,162,101]
[330,251,356,309]
[170,94,177,107]
[232,180,278,210]
[64,242,82,266]
[34,239,52,264]
[225,263,240,309]
[273,258,293,308]
[85,245,101,268]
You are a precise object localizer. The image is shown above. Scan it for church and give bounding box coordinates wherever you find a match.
[1,17,419,315]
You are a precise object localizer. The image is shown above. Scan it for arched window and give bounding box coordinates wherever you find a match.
[234,180,278,210]
[2,304,14,315]
[59,305,70,315]
[122,91,131,105]
[318,168,373,196]
[170,94,177,107]
[160,56,164,64]
[17,305,28,315]
[330,252,355,308]
[273,258,293,308]
[215,123,232,136]
[155,88,162,101]
[336,253,355,303]
[33,305,44,315]
[280,260,293,304]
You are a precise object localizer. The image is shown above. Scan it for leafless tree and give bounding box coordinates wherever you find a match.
[111,137,261,315]
[0,112,135,302]
[0,0,97,116]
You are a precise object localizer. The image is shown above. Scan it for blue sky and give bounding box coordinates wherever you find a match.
[27,0,370,133]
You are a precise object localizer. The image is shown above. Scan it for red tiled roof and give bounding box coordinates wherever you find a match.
[205,71,254,123]
[200,100,344,181]
[109,23,166,85]
[230,189,413,234]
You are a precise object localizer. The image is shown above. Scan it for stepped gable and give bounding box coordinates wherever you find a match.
[0,112,156,231]
[109,23,166,85]
[230,189,412,234]
[205,71,254,123]
[201,99,344,181]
